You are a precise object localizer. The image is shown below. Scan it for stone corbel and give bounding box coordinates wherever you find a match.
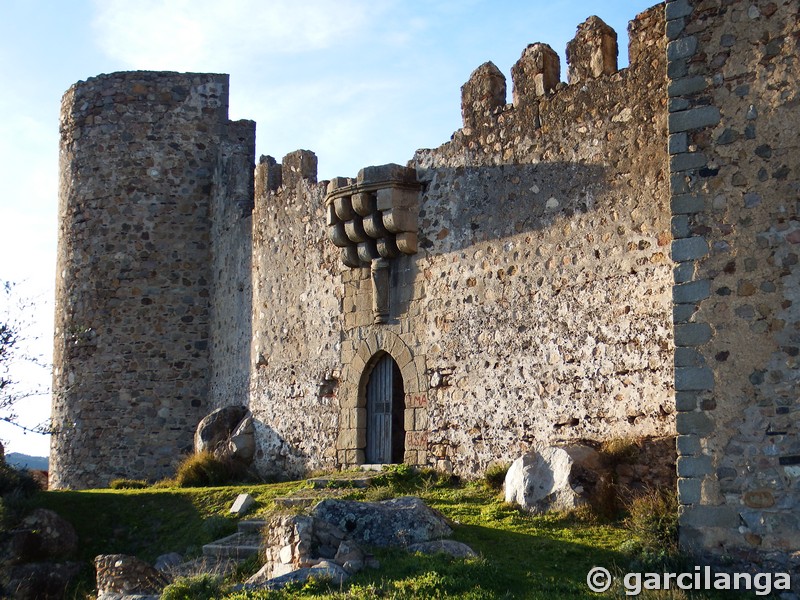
[325,164,421,270]
[371,258,390,324]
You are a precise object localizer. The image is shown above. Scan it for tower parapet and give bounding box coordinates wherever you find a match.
[511,43,561,105]
[437,6,665,169]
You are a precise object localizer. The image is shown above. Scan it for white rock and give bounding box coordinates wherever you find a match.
[504,445,607,513]
[230,493,255,516]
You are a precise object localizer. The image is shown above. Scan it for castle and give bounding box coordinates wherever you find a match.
[51,0,800,558]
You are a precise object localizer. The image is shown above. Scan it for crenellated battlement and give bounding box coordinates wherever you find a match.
[511,43,561,105]
[566,16,618,84]
[458,6,665,145]
[255,149,318,198]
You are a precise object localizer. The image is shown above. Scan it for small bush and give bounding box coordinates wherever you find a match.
[624,488,679,553]
[382,463,414,482]
[483,462,510,492]
[172,451,251,487]
[160,573,223,600]
[0,463,43,529]
[600,437,641,466]
[373,463,414,488]
[0,462,41,497]
[109,478,149,489]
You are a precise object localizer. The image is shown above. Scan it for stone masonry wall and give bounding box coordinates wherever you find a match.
[249,152,343,478]
[667,0,800,555]
[49,0,800,562]
[51,72,246,488]
[208,119,256,410]
[332,5,675,475]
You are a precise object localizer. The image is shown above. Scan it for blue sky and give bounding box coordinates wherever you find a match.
[0,0,658,457]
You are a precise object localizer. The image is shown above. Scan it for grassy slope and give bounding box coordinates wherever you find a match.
[29,478,737,600]
[31,482,305,562]
[332,485,631,599]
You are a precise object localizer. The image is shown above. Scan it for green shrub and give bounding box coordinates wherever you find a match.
[160,573,223,600]
[0,462,41,497]
[0,463,42,529]
[382,463,414,481]
[109,478,149,489]
[483,462,510,492]
[172,451,251,487]
[373,463,415,488]
[599,437,641,466]
[624,488,679,553]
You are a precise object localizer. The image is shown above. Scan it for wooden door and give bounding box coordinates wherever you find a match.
[365,354,404,464]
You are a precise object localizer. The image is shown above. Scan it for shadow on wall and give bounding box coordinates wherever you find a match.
[252,418,311,481]
[415,162,616,254]
[373,162,624,324]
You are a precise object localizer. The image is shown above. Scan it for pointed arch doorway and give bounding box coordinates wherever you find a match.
[365,354,405,464]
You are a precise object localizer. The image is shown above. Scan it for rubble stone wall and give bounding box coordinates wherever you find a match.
[208,119,256,410]
[333,5,675,475]
[51,72,252,488]
[249,152,343,477]
[667,0,800,555]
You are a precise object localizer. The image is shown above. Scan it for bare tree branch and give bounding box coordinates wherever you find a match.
[0,279,54,439]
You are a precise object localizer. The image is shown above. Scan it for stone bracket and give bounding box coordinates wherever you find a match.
[325,163,421,269]
[370,258,390,324]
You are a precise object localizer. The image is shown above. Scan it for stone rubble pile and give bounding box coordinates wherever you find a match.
[2,508,82,600]
[92,495,476,596]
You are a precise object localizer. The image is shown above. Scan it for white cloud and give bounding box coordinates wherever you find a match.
[91,0,395,71]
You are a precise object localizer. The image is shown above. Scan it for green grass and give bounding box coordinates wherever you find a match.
[22,474,741,600]
[29,481,305,563]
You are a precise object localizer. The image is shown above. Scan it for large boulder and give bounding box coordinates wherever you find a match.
[95,554,169,599]
[243,561,349,591]
[227,414,256,463]
[5,561,83,600]
[153,552,183,574]
[194,406,253,464]
[311,496,452,547]
[8,509,78,564]
[504,445,608,513]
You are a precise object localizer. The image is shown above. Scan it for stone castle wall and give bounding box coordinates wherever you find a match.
[244,5,676,477]
[208,120,256,410]
[666,0,800,556]
[332,5,675,474]
[49,0,800,563]
[52,72,253,488]
[249,152,343,477]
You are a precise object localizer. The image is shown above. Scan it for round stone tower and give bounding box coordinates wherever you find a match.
[51,71,236,489]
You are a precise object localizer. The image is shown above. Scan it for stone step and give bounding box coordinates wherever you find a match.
[202,531,263,559]
[169,555,247,579]
[274,496,318,509]
[307,474,375,489]
[358,464,388,472]
[238,519,267,534]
